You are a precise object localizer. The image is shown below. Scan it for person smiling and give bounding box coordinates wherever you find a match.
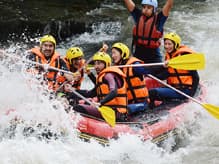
[111,42,151,114]
[148,32,200,108]
[69,52,128,122]
[27,34,73,91]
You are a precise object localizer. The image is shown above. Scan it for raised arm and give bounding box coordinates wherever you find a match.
[162,0,173,16]
[123,0,135,12]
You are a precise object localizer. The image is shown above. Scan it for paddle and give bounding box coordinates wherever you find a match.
[115,53,205,70]
[26,59,75,75]
[57,55,96,92]
[2,51,75,76]
[70,89,116,127]
[148,74,219,120]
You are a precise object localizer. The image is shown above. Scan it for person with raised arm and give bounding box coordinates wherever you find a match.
[123,0,173,73]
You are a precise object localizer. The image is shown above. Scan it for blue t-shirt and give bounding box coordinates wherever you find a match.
[131,7,168,32]
[132,61,152,75]
[130,7,168,63]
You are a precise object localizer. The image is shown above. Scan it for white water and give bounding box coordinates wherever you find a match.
[1,0,219,163]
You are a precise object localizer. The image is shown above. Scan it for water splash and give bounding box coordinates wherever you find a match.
[1,1,219,163]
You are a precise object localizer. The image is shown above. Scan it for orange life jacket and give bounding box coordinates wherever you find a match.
[122,57,149,103]
[30,47,65,90]
[133,14,163,49]
[63,57,85,90]
[165,46,195,89]
[96,67,128,114]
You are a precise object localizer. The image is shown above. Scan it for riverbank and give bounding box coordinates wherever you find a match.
[0,0,104,43]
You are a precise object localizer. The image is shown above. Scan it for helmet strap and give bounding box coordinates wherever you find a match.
[121,59,127,65]
[118,58,124,65]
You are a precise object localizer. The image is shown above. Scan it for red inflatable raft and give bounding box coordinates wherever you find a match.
[74,79,206,145]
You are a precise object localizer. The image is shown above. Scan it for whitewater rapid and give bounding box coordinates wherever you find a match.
[0,0,219,163]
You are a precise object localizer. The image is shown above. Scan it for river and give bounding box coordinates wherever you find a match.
[0,0,219,163]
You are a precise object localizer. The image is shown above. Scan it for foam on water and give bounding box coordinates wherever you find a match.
[1,0,219,163]
[160,0,219,163]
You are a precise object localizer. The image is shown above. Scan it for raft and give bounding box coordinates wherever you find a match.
[73,78,206,145]
[2,79,206,145]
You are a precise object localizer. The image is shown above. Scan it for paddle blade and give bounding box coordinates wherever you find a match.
[98,106,116,127]
[168,53,205,70]
[202,103,219,120]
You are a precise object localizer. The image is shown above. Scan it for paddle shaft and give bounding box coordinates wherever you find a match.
[148,74,202,106]
[55,56,94,92]
[3,51,75,75]
[114,58,201,68]
[70,89,98,108]
[114,63,165,68]
[87,63,165,70]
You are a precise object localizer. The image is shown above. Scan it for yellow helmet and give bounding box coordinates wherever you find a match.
[40,35,56,47]
[93,52,111,67]
[112,42,130,60]
[164,32,181,49]
[66,47,84,64]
